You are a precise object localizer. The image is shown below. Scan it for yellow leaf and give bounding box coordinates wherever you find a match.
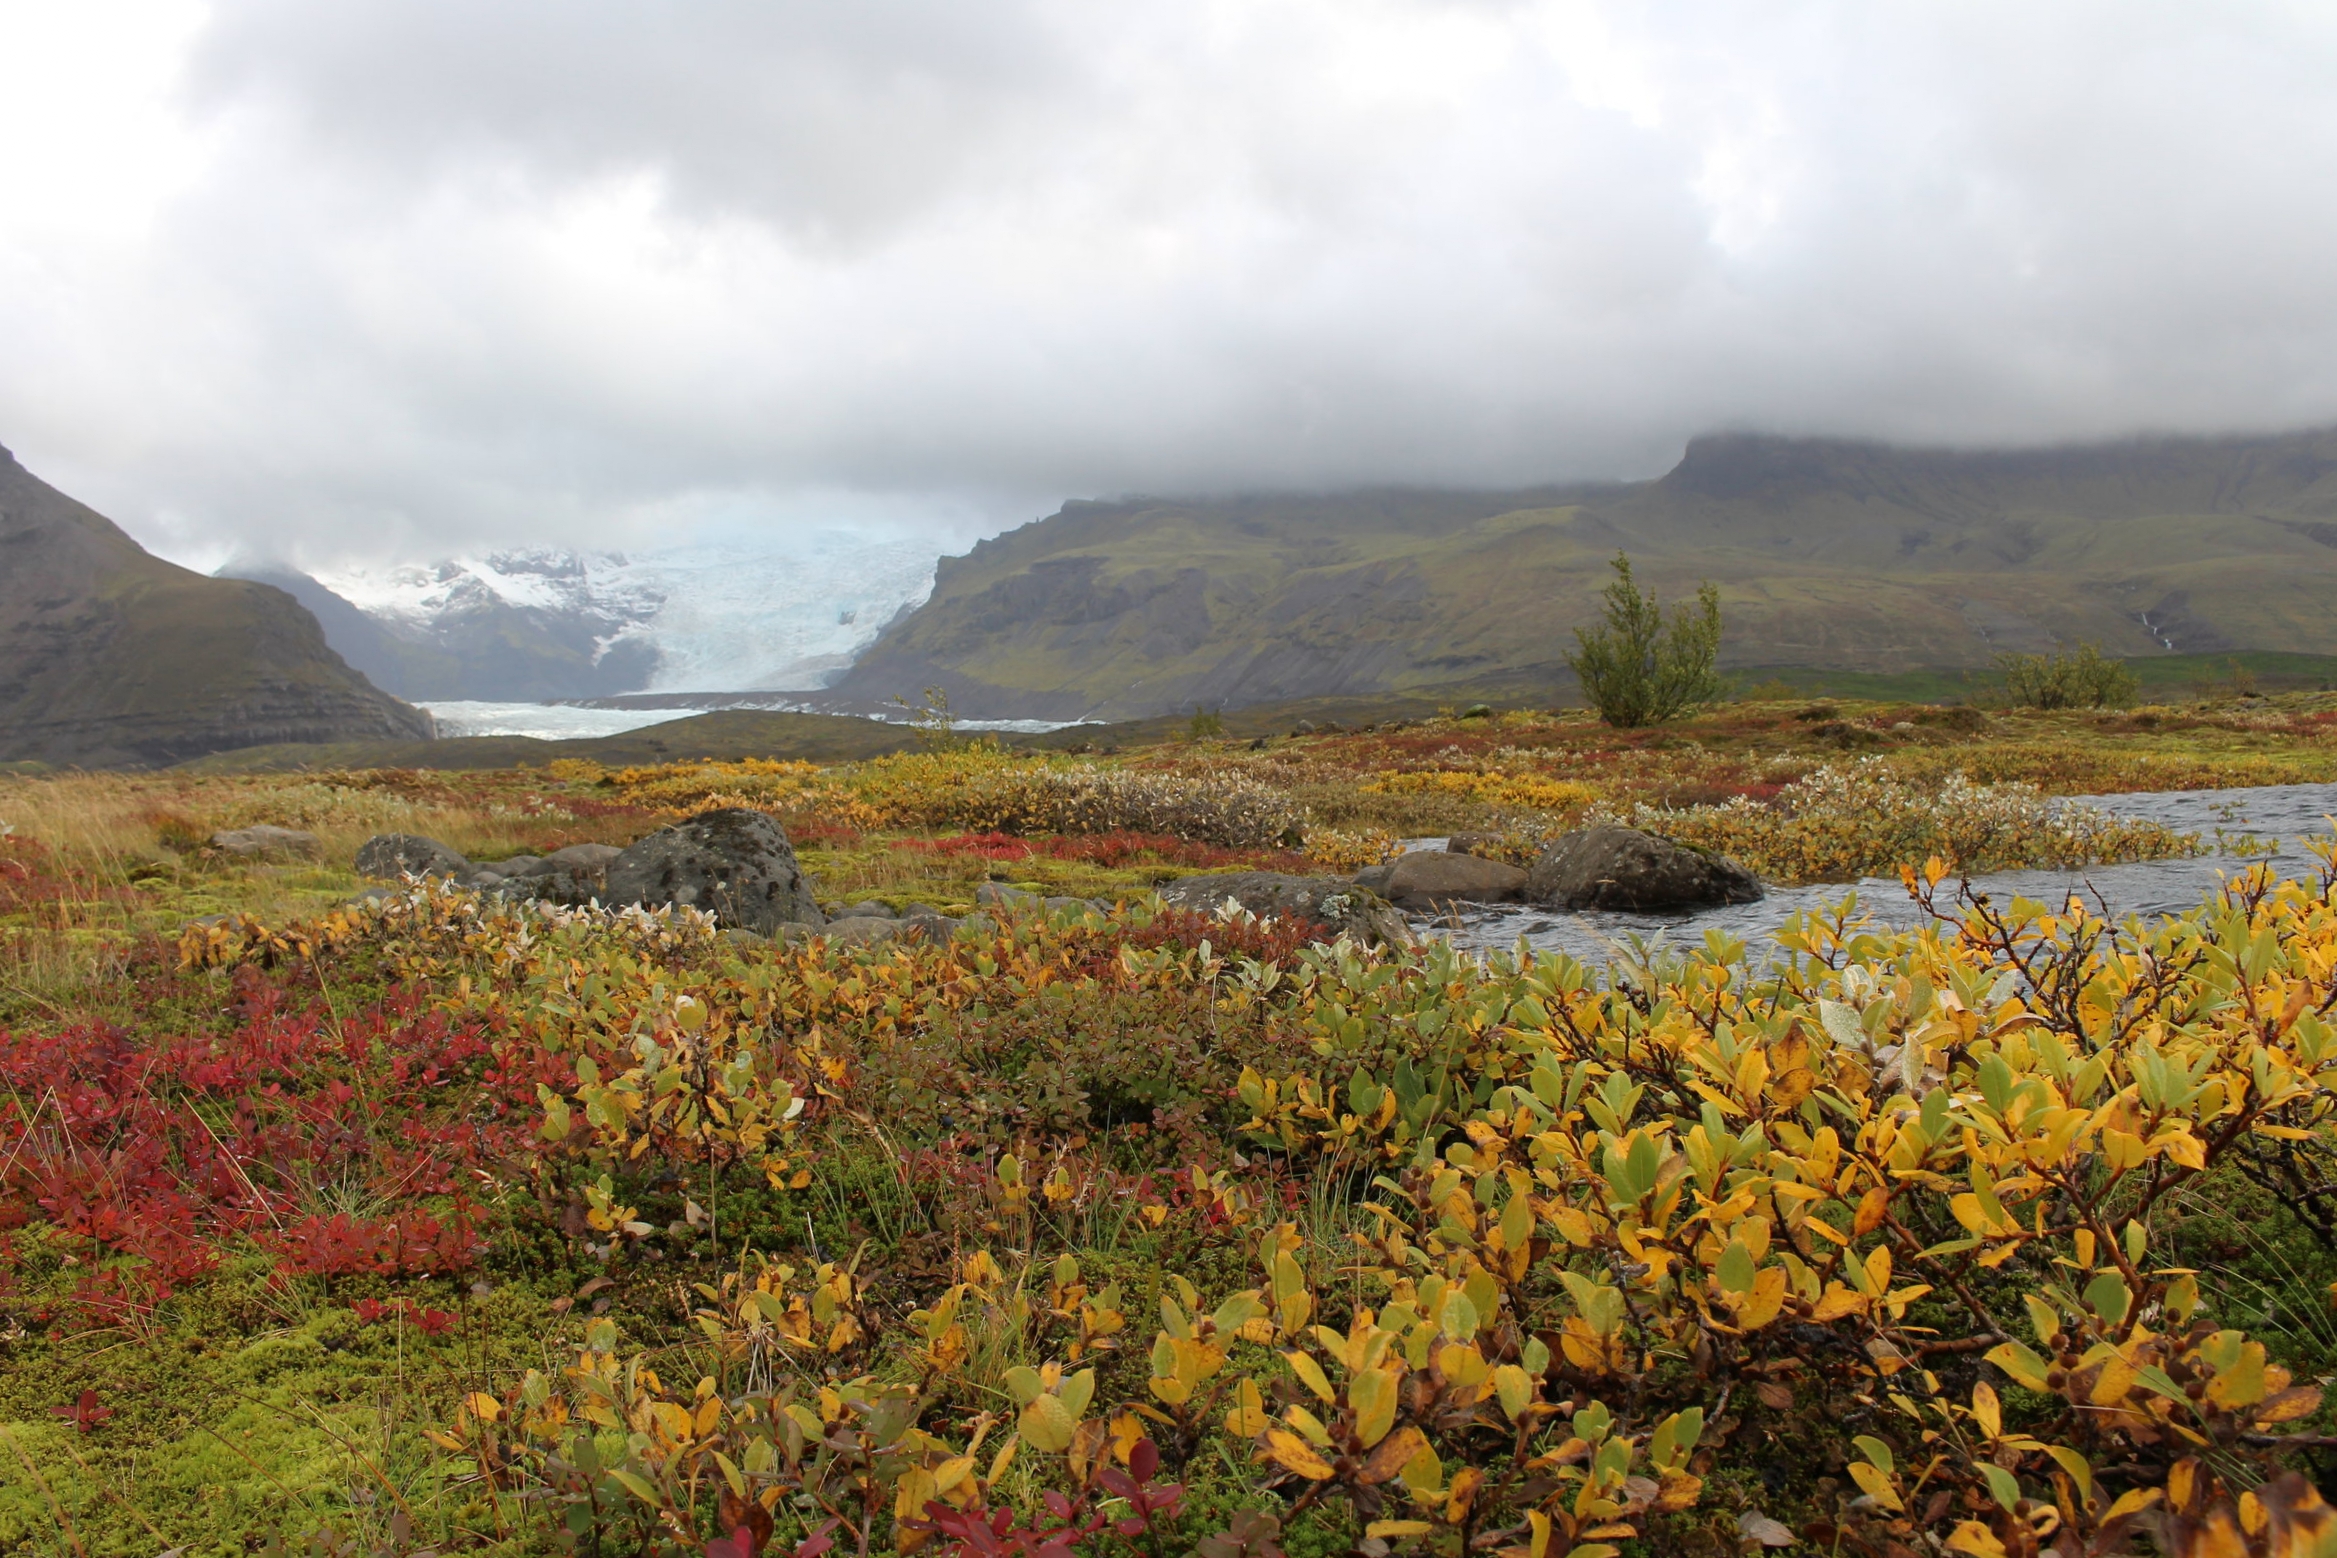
[1655,1470,1703,1512]
[1287,1349,1336,1404]
[1223,1378,1269,1438]
[1263,1425,1336,1481]
[465,1392,503,1423]
[1801,1215,1849,1247]
[649,1401,693,1445]
[2205,1342,2268,1409]
[1848,1462,1903,1513]
[1945,1522,2010,1558]
[1351,1366,1399,1447]
[1494,1363,1534,1423]
[2090,1356,2139,1407]
[2155,1127,2207,1171]
[1401,1438,1446,1498]
[1971,1381,2001,1440]
[1360,1424,1429,1486]
[1811,1285,1867,1322]
[1110,1411,1149,1463]
[1548,1206,1594,1245]
[1018,1393,1077,1454]
[1734,1267,1788,1331]
[2043,1446,2092,1501]
[1985,1341,2051,1392]
[894,1467,937,1528]
[2256,1385,2324,1424]
[1366,1522,1435,1540]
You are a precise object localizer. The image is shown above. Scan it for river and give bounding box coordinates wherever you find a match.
[1408,780,2337,964]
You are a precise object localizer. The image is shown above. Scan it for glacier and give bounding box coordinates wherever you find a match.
[317,528,946,694]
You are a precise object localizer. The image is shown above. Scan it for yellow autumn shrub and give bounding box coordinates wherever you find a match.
[325,854,2337,1553]
[1620,757,2200,883]
[1364,768,1600,818]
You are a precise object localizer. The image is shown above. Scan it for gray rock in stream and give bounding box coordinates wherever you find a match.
[1525,826,1763,912]
[1378,849,1528,907]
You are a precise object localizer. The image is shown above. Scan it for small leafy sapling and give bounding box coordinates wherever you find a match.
[1565,552,1727,727]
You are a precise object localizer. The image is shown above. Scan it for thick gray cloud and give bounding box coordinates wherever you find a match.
[3,0,2336,563]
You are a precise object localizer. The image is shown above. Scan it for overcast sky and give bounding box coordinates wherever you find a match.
[5,0,2337,567]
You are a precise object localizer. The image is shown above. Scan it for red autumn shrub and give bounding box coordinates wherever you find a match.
[260,1207,484,1277]
[0,965,533,1316]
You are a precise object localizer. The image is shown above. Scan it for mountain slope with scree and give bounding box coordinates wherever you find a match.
[0,445,432,766]
[827,427,2337,719]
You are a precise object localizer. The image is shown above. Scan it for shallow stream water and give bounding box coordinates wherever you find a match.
[1407,780,2337,964]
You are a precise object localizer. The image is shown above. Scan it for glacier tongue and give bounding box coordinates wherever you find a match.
[318,530,942,693]
[616,531,942,691]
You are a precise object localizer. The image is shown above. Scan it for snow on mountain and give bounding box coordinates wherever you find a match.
[317,530,943,694]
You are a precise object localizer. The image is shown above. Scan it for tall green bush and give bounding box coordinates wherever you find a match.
[1995,641,2138,709]
[1565,551,1726,726]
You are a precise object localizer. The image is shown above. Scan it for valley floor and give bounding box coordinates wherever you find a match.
[4,693,2337,1553]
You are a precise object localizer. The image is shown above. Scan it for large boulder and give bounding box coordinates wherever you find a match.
[355,833,468,879]
[1376,849,1528,908]
[1157,871,1411,948]
[1524,825,1763,912]
[602,808,824,934]
[523,841,625,906]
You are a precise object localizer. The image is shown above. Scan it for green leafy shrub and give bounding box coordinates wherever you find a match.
[1996,642,2140,709]
[1566,552,1726,728]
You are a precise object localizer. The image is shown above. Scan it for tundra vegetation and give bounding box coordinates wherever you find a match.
[5,693,2337,1555]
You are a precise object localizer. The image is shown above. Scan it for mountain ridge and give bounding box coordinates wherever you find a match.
[0,445,433,766]
[223,555,665,702]
[825,425,2337,720]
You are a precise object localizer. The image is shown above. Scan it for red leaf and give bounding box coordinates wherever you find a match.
[50,1390,112,1433]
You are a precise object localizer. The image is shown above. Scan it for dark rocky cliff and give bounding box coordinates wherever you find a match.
[0,444,435,766]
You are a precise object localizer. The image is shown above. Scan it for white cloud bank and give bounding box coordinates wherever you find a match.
[3,0,2336,564]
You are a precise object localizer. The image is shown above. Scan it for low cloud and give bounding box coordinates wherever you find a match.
[3,0,2336,563]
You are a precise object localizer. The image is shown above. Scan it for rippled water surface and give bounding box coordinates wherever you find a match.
[1408,780,2337,964]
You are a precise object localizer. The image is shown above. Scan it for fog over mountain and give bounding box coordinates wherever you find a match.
[4,2,2337,572]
